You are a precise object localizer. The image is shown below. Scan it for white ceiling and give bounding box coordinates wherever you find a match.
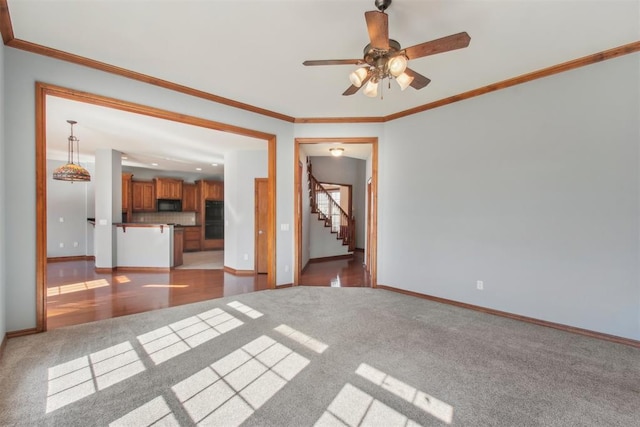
[7,0,639,171]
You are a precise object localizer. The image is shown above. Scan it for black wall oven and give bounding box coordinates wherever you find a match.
[205,200,224,239]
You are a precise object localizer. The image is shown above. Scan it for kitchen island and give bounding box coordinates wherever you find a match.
[115,223,183,269]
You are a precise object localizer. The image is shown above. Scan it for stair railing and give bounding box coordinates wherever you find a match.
[308,173,355,251]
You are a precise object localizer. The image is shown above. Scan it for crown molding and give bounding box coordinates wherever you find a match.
[385,41,640,122]
[0,0,13,44]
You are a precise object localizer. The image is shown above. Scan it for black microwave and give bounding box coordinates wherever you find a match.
[157,199,182,212]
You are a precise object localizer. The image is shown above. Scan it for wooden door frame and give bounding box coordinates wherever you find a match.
[293,137,378,287]
[35,82,277,332]
[366,179,372,274]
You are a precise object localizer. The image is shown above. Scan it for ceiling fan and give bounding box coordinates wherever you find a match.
[303,0,471,97]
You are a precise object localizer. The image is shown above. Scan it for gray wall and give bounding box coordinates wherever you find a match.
[2,44,639,341]
[4,48,294,331]
[0,41,6,340]
[309,156,367,249]
[224,150,268,270]
[379,54,640,340]
[46,160,95,257]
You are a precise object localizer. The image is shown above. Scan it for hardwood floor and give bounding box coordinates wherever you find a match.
[299,251,371,287]
[46,251,369,330]
[46,261,268,330]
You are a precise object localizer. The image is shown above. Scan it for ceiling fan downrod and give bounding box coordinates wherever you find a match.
[375,0,392,12]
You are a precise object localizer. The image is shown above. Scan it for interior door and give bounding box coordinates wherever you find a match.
[255,178,269,274]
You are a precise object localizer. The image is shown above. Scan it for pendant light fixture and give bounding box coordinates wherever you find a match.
[53,120,91,182]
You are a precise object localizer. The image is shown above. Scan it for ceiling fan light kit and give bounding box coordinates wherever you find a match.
[303,0,470,98]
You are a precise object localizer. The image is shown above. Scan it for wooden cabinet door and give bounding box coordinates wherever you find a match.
[155,178,183,200]
[132,181,156,212]
[182,183,198,212]
[122,173,133,212]
[203,180,224,201]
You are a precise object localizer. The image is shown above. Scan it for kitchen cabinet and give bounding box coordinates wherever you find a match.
[173,227,184,266]
[122,173,133,213]
[182,183,198,212]
[155,177,183,200]
[200,180,224,201]
[183,226,202,251]
[132,181,156,212]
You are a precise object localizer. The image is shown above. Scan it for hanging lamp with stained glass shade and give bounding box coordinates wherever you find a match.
[53,120,91,182]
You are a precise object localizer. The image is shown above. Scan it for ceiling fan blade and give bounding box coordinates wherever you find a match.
[343,74,372,96]
[404,32,471,60]
[303,59,363,66]
[365,11,389,50]
[404,68,431,90]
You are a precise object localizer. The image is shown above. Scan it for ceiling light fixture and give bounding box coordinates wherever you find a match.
[330,147,345,157]
[52,120,91,182]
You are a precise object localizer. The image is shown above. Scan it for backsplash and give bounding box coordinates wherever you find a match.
[131,212,197,225]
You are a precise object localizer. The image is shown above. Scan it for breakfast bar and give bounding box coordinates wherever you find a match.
[115,223,183,269]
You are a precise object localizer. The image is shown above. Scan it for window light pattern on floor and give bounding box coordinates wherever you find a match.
[315,383,423,427]
[47,278,110,297]
[356,363,453,424]
[46,341,145,413]
[274,324,329,353]
[172,335,310,426]
[137,308,243,365]
[227,301,263,319]
[109,396,179,427]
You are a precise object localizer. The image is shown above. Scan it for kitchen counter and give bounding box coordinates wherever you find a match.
[115,224,182,269]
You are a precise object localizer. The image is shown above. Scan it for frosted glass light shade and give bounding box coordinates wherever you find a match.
[329,147,344,157]
[388,55,408,77]
[363,80,379,97]
[349,68,368,87]
[396,72,414,91]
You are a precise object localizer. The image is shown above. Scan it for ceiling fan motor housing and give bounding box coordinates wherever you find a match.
[375,0,392,12]
[363,39,402,80]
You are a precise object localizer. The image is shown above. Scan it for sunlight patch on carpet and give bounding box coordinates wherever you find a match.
[315,383,423,427]
[137,308,244,365]
[227,301,264,319]
[109,396,179,426]
[172,335,310,426]
[356,363,453,424]
[46,341,145,413]
[274,324,329,353]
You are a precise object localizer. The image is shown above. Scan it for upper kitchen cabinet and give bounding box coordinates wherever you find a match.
[155,177,183,200]
[132,181,156,212]
[122,173,133,213]
[182,183,199,212]
[199,180,224,201]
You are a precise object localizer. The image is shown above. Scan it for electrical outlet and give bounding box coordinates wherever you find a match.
[477,280,484,290]
[73,242,79,247]
[59,243,64,248]
[284,265,290,272]
[59,217,64,223]
[243,254,248,261]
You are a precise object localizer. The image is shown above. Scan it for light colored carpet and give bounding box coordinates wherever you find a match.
[0,287,638,426]
[176,250,224,270]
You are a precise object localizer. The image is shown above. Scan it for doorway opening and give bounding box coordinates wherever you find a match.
[36,82,277,331]
[293,137,378,287]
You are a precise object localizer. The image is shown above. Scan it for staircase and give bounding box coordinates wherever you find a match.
[308,170,355,252]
